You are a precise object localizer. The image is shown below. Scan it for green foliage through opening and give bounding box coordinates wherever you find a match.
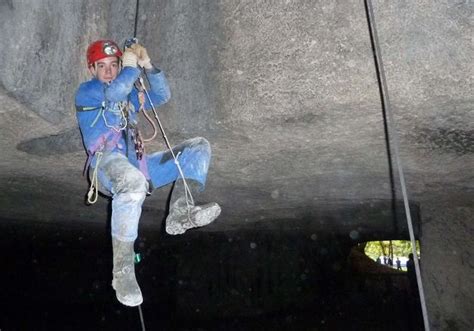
[364,240,420,270]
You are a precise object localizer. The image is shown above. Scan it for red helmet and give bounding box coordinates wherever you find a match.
[86,40,123,67]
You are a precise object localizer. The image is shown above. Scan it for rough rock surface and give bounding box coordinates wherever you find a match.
[421,203,474,330]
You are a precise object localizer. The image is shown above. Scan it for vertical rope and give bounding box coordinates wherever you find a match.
[138,305,146,331]
[133,3,147,331]
[133,0,140,38]
[130,0,195,213]
[363,0,430,330]
[139,78,196,210]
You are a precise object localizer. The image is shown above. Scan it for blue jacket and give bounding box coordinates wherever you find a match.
[75,66,171,173]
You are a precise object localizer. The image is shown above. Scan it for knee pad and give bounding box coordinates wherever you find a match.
[116,170,148,195]
[95,152,149,196]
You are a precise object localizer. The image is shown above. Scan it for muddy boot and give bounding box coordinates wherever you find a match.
[112,238,143,306]
[165,180,221,235]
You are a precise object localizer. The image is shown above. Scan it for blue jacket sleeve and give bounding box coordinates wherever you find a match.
[143,67,171,109]
[105,66,141,102]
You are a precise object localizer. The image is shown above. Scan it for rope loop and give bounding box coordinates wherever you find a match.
[87,152,103,204]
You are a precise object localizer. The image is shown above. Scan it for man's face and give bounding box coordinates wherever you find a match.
[89,56,119,83]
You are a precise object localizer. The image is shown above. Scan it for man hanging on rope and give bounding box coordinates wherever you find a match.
[75,39,221,307]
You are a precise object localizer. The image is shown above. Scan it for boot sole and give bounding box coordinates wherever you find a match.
[166,203,221,235]
[116,292,143,307]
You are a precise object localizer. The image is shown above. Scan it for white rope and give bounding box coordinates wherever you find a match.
[364,1,430,329]
[131,2,147,330]
[102,103,128,132]
[138,76,195,213]
[138,305,146,331]
[86,151,103,204]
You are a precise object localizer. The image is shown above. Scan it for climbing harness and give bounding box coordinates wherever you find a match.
[86,101,129,205]
[101,102,128,132]
[364,1,430,330]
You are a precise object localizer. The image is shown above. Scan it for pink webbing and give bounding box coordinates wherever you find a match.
[83,130,122,175]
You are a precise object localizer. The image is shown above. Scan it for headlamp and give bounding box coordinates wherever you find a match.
[103,42,119,56]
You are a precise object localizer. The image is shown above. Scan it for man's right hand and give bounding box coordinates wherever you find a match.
[122,49,138,68]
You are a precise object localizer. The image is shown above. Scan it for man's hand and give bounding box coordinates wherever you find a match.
[129,44,152,69]
[121,49,138,68]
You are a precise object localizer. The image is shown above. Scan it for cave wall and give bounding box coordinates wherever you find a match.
[421,203,474,330]
[2,0,470,132]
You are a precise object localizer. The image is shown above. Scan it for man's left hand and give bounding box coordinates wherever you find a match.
[129,44,152,69]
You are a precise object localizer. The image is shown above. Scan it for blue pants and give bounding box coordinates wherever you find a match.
[146,137,211,191]
[94,137,211,241]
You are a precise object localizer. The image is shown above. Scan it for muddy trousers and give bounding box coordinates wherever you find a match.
[91,137,212,306]
[92,137,212,242]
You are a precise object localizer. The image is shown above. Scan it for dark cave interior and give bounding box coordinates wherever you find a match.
[0,206,423,330]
